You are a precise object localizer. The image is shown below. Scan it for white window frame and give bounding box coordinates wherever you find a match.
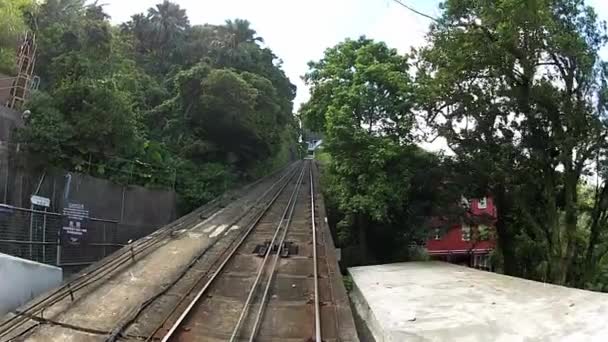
[478,197,487,209]
[462,224,471,241]
[433,228,441,240]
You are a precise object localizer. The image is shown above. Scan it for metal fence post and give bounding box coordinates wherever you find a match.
[56,222,61,266]
[28,204,33,259]
[42,208,47,263]
[120,186,126,223]
[2,163,7,204]
[102,222,107,258]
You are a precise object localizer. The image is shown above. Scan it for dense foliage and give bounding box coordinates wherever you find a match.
[0,0,34,74]
[417,0,608,286]
[9,0,608,291]
[301,0,608,290]
[9,0,298,213]
[301,37,463,263]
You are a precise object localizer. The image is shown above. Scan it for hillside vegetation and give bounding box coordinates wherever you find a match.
[7,0,299,213]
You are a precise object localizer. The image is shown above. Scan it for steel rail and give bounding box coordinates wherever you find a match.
[227,163,307,342]
[245,162,310,342]
[0,163,297,340]
[313,161,341,340]
[310,162,322,342]
[159,162,306,342]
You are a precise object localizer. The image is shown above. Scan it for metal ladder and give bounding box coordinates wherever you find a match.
[8,32,38,109]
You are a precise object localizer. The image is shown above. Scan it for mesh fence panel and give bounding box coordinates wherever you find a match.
[0,204,61,265]
[0,204,121,267]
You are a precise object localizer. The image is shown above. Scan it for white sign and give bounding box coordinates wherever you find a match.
[30,195,50,208]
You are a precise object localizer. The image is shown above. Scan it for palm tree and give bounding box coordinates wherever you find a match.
[121,13,154,54]
[147,0,189,47]
[224,19,263,46]
[85,1,110,21]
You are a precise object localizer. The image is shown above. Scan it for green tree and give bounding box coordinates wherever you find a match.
[154,62,291,168]
[120,1,189,75]
[33,0,115,88]
[301,37,457,262]
[17,1,298,213]
[417,0,608,284]
[0,0,34,75]
[20,78,139,168]
[224,19,264,45]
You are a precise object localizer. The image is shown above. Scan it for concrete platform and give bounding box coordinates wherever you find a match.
[349,261,608,342]
[0,253,62,316]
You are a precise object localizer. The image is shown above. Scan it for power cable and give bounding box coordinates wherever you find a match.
[389,0,439,22]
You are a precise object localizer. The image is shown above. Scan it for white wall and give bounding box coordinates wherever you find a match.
[0,253,62,316]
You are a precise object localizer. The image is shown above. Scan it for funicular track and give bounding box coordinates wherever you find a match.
[122,160,337,342]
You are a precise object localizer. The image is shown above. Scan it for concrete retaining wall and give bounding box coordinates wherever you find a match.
[0,252,62,316]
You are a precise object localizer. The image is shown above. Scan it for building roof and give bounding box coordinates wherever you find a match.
[349,261,608,341]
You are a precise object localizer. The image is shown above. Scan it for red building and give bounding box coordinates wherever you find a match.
[426,197,497,269]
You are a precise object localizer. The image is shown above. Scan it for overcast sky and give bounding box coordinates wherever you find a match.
[101,0,608,151]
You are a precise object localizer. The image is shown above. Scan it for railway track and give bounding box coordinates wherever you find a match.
[122,160,337,341]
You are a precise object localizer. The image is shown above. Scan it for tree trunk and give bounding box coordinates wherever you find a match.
[560,171,578,285]
[357,213,369,264]
[493,186,518,276]
[582,183,608,285]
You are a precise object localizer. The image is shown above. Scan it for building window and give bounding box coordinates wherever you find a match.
[478,197,487,209]
[462,224,471,241]
[478,224,490,241]
[433,228,441,240]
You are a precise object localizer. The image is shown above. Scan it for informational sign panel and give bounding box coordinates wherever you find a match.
[61,203,89,245]
[30,195,50,208]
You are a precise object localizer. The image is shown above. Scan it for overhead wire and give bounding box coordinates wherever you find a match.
[389,0,439,22]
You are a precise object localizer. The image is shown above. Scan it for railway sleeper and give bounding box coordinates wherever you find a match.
[253,241,299,257]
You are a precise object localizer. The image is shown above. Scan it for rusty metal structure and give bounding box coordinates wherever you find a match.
[3,32,39,110]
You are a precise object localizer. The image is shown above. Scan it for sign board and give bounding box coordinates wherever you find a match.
[30,195,50,208]
[61,203,89,245]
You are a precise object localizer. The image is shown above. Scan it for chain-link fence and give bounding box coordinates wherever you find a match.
[0,140,177,271]
[0,203,121,267]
